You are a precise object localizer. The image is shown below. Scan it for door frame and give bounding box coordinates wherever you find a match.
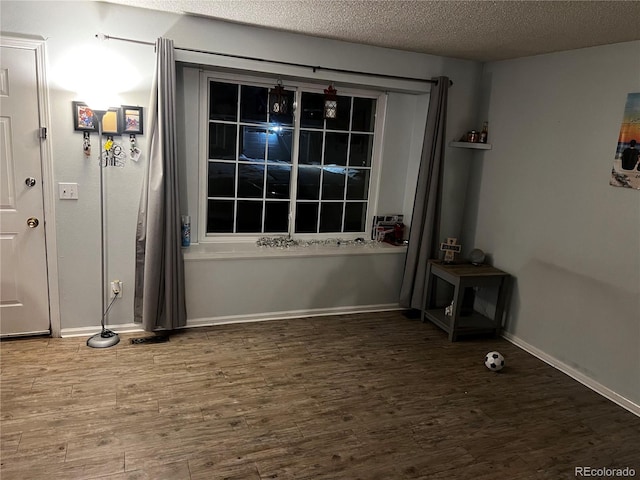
[1,34,61,337]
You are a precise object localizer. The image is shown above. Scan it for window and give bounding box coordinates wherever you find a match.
[202,73,383,239]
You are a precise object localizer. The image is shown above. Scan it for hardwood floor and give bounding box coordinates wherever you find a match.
[1,311,639,479]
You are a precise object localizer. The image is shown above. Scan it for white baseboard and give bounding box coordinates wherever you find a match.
[502,331,640,417]
[187,304,403,328]
[61,304,403,337]
[61,323,144,338]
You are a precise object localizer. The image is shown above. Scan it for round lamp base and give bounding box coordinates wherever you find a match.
[87,330,120,348]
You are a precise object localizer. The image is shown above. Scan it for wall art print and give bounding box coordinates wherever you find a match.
[610,92,640,190]
[120,105,143,134]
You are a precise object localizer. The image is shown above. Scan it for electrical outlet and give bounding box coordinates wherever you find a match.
[110,280,123,299]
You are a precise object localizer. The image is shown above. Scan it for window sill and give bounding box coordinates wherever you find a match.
[183,241,407,261]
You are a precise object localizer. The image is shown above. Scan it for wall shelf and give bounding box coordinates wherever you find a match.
[449,141,492,150]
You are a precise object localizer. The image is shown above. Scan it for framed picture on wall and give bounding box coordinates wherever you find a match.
[120,105,144,134]
[72,102,122,134]
[101,109,121,135]
[72,101,96,131]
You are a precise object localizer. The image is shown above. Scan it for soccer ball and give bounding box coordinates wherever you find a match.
[485,351,505,371]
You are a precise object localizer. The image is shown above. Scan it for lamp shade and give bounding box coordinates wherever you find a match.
[80,88,120,113]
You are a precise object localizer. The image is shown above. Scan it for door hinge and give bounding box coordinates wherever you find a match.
[39,127,47,139]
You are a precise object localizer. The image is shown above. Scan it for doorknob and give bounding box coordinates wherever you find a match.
[27,217,39,228]
[25,177,37,187]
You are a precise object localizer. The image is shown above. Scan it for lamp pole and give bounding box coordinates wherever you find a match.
[87,110,120,348]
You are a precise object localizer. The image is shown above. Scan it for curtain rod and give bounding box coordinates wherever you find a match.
[97,34,451,86]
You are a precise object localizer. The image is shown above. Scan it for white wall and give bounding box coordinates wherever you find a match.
[463,41,640,405]
[1,1,482,331]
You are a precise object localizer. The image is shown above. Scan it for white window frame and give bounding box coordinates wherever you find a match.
[198,70,387,243]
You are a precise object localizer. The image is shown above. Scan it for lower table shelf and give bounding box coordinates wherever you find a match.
[424,309,497,337]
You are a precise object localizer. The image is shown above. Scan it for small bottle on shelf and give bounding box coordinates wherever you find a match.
[479,121,488,143]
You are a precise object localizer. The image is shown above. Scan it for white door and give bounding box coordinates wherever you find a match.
[0,44,51,336]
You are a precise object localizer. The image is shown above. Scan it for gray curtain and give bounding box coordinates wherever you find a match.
[134,38,187,331]
[399,76,450,309]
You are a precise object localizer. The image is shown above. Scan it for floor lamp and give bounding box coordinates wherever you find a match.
[87,109,120,348]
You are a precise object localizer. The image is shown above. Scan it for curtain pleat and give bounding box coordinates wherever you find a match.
[399,77,449,309]
[134,38,187,331]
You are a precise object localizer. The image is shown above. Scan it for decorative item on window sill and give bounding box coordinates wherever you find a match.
[256,236,375,249]
[269,80,289,115]
[323,83,338,119]
[372,215,406,245]
[181,215,191,248]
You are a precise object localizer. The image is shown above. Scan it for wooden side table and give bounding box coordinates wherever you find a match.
[421,260,510,341]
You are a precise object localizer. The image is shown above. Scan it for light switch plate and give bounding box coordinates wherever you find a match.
[59,183,78,200]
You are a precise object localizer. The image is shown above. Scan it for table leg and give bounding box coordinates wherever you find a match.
[493,276,510,336]
[421,262,435,323]
[449,280,465,341]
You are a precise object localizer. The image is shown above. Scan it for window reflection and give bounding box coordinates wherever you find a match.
[265,201,289,232]
[320,203,343,232]
[240,127,266,162]
[237,200,263,233]
[207,199,234,233]
[267,128,292,163]
[240,85,268,123]
[300,92,324,128]
[209,124,236,160]
[295,202,318,233]
[209,82,238,122]
[208,161,235,197]
[352,98,376,132]
[344,202,366,232]
[299,131,323,165]
[324,132,348,166]
[322,167,346,200]
[346,169,370,200]
[297,165,321,200]
[266,165,291,199]
[349,134,374,167]
[238,164,265,198]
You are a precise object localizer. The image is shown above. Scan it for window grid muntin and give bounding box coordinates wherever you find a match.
[295,96,373,234]
[206,75,378,237]
[208,80,295,234]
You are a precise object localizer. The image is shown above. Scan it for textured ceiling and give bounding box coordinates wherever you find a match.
[102,0,640,62]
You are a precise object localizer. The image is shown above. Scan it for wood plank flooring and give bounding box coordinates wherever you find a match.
[1,311,639,479]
